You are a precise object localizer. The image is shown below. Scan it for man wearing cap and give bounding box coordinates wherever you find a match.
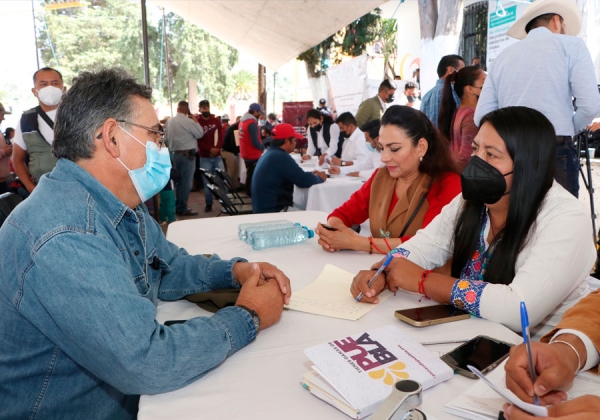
[12,67,65,194]
[239,103,265,197]
[165,100,204,216]
[355,79,397,128]
[251,123,326,213]
[0,103,13,194]
[316,98,331,116]
[196,100,224,213]
[474,0,600,197]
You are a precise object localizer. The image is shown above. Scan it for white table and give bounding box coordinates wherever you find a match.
[292,156,366,214]
[138,211,521,420]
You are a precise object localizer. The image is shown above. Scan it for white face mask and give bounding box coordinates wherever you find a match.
[36,86,63,107]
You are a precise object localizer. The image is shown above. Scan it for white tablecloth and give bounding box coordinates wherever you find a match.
[138,211,520,420]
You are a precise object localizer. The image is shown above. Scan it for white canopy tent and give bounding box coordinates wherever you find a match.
[151,0,389,70]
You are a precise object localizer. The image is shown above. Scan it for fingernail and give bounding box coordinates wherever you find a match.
[366,292,372,298]
[537,384,547,393]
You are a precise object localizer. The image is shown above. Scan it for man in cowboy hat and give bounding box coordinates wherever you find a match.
[474,0,600,198]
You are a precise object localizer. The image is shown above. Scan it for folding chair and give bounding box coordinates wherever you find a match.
[214,167,250,204]
[206,184,253,216]
[0,192,23,227]
[200,168,247,205]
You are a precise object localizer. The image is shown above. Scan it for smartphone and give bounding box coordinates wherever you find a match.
[440,335,513,379]
[320,223,337,231]
[394,304,470,327]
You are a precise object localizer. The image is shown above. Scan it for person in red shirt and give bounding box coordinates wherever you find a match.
[196,99,224,212]
[239,103,265,197]
[316,105,461,255]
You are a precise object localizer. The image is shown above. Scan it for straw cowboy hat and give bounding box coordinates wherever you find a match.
[506,0,582,40]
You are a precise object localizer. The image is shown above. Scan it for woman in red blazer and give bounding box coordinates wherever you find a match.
[316,105,461,254]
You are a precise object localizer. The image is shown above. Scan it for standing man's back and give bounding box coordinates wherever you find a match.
[474,0,600,197]
[420,55,465,127]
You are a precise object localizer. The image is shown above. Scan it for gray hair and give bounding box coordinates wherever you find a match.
[53,68,153,162]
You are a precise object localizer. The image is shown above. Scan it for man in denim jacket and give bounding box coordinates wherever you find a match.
[0,68,290,420]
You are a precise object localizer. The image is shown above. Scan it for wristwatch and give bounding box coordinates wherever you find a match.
[341,161,347,166]
[237,305,261,333]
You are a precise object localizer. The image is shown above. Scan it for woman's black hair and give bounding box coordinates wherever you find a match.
[4,127,14,139]
[450,106,556,285]
[381,105,457,181]
[438,66,483,139]
[306,108,333,124]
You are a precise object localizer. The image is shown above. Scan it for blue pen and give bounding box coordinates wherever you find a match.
[356,253,394,302]
[520,301,539,406]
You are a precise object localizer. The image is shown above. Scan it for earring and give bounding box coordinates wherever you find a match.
[419,156,423,162]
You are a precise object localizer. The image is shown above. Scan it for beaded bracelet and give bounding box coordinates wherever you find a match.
[368,236,386,254]
[550,340,582,375]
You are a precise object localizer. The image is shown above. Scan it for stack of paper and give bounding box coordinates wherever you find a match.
[302,325,454,419]
[445,360,600,419]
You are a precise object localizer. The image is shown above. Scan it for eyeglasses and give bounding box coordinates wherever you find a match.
[117,119,166,148]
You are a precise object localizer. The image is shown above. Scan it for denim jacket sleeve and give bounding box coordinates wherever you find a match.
[18,229,256,395]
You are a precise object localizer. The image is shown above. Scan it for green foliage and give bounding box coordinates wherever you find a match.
[231,70,257,100]
[380,18,399,78]
[297,10,382,76]
[37,0,238,108]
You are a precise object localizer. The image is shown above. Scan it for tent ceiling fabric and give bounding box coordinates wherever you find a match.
[152,0,388,70]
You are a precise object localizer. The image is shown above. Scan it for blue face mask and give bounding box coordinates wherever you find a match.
[366,142,376,152]
[117,127,172,202]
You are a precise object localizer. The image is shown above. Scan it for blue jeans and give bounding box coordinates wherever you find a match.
[200,156,225,205]
[172,152,196,213]
[555,138,579,198]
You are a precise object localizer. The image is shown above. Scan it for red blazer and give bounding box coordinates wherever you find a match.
[329,170,462,242]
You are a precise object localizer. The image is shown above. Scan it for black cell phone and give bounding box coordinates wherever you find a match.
[395,304,470,327]
[320,223,337,231]
[440,335,513,378]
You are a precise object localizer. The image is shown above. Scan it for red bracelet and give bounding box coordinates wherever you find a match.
[369,236,386,255]
[383,237,393,251]
[418,270,433,300]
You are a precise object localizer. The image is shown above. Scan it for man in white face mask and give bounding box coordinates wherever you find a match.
[12,67,65,195]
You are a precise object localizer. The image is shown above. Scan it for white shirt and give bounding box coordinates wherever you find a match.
[396,94,421,111]
[306,123,340,158]
[339,149,384,179]
[551,329,600,372]
[474,27,600,136]
[13,109,57,150]
[340,128,369,165]
[398,182,594,339]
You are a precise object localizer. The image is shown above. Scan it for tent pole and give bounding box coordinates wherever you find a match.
[141,0,150,85]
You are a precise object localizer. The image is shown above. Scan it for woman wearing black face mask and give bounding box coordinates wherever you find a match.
[351,106,595,339]
[304,109,339,166]
[438,66,486,172]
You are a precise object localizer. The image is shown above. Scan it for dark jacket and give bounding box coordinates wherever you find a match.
[251,146,324,213]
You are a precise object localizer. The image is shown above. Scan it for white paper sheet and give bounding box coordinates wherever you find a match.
[285,264,391,320]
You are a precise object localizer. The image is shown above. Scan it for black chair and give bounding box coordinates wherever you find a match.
[206,184,253,216]
[200,168,248,205]
[0,192,23,227]
[214,168,250,204]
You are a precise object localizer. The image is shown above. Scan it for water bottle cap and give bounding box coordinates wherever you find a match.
[302,226,315,238]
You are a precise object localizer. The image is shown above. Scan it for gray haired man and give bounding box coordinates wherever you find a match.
[0,68,290,419]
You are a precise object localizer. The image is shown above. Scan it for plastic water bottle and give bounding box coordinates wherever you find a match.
[243,223,299,244]
[250,225,315,250]
[237,220,295,240]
